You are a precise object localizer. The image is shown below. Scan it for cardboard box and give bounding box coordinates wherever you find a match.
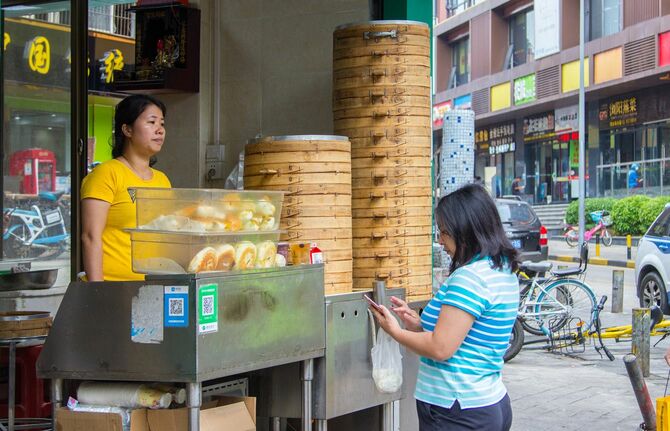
[56,396,256,431]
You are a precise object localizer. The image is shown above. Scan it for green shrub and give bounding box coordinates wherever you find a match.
[565,197,616,225]
[639,196,670,231]
[611,195,651,235]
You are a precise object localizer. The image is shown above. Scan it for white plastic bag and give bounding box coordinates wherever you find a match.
[371,328,403,393]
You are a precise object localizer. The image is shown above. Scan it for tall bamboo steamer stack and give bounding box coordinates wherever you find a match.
[244,135,353,295]
[333,21,432,301]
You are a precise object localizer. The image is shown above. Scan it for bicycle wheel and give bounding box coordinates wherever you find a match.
[520,285,572,336]
[535,279,597,334]
[601,229,613,247]
[565,231,578,247]
[504,318,524,362]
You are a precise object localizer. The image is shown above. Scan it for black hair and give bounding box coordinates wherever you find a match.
[435,184,519,273]
[112,94,167,159]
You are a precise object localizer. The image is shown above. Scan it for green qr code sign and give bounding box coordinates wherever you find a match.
[198,284,218,334]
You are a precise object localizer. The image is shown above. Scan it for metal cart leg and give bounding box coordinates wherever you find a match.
[271,417,281,431]
[381,402,393,431]
[301,358,314,431]
[51,378,63,430]
[316,419,327,431]
[186,382,201,431]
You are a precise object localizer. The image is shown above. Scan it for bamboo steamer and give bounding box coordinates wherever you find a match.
[349,156,431,169]
[333,65,431,81]
[352,206,431,219]
[352,235,432,249]
[352,215,432,228]
[352,188,432,200]
[334,33,431,49]
[334,86,431,100]
[352,196,432,209]
[334,95,431,110]
[283,206,351,218]
[334,21,430,38]
[334,75,429,92]
[334,106,430,120]
[335,115,429,130]
[351,176,431,188]
[245,172,351,187]
[285,194,352,207]
[245,162,351,175]
[0,311,52,338]
[351,168,432,180]
[350,136,431,148]
[333,44,429,60]
[334,55,431,70]
[407,293,434,302]
[353,274,432,290]
[354,226,432,239]
[353,255,432,268]
[245,135,353,293]
[353,246,430,258]
[355,264,432,279]
[337,127,432,139]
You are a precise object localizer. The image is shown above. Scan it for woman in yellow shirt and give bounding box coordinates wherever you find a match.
[81,95,171,281]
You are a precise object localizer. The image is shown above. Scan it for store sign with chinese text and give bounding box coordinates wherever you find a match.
[599,95,638,129]
[514,74,536,105]
[555,105,578,133]
[476,122,516,154]
[433,100,452,129]
[523,112,555,141]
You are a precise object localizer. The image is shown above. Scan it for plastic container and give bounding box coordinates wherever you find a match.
[130,188,284,233]
[127,229,283,274]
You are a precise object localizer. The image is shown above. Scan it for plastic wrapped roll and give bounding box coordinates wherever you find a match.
[77,382,172,409]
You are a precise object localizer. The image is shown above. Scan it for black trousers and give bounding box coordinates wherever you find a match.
[416,394,512,431]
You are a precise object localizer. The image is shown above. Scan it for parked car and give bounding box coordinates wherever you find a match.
[496,199,548,262]
[636,204,670,313]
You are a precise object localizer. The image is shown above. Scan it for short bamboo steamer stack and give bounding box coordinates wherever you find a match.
[333,21,432,301]
[244,135,353,295]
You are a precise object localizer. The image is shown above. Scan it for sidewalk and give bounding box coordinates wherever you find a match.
[548,238,636,268]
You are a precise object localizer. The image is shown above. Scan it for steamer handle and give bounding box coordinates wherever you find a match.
[364,30,398,40]
[259,169,278,175]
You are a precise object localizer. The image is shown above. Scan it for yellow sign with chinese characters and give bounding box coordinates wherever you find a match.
[27,36,50,75]
[100,49,124,83]
[3,33,10,51]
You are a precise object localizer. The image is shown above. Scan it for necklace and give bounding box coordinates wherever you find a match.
[120,156,152,180]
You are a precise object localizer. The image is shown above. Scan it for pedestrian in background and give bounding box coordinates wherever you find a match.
[511,176,524,196]
[370,184,520,431]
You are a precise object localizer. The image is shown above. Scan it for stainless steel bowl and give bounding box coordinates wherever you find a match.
[0,269,58,290]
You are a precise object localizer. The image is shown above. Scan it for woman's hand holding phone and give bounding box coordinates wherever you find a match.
[389,296,423,332]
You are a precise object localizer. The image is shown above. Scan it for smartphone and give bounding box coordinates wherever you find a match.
[364,295,384,312]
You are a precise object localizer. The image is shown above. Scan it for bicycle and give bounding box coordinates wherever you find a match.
[564,210,613,248]
[504,243,598,361]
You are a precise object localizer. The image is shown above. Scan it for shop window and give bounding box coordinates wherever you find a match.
[507,9,534,68]
[589,0,621,41]
[449,37,470,88]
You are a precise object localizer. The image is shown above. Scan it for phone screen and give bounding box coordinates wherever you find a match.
[364,295,383,312]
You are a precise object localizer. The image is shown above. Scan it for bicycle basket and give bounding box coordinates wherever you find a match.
[601,214,613,226]
[589,211,603,223]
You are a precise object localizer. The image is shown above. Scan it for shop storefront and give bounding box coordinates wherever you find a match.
[523,111,566,204]
[596,88,670,197]
[475,121,516,196]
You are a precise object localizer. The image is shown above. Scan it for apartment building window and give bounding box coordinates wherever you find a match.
[446,0,477,18]
[508,9,535,68]
[589,0,621,40]
[450,37,470,88]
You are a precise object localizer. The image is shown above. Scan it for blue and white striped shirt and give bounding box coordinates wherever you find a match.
[415,256,519,409]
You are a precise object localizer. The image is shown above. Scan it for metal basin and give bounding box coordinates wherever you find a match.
[0,269,58,290]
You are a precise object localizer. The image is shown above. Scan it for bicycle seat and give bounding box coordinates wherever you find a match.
[650,305,664,331]
[551,267,582,277]
[520,261,553,273]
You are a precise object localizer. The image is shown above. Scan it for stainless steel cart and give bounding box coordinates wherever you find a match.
[37,265,326,431]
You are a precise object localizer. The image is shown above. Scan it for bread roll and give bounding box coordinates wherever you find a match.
[187,247,218,273]
[215,244,236,271]
[234,242,257,270]
[256,241,277,268]
[260,216,275,231]
[256,199,276,217]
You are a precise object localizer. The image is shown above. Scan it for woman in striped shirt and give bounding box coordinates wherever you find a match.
[370,184,520,430]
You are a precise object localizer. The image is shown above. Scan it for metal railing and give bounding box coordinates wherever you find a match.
[26,4,134,38]
[596,159,669,198]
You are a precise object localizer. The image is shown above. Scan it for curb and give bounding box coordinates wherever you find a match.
[549,254,635,269]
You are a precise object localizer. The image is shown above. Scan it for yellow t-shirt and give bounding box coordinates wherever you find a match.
[81,159,171,281]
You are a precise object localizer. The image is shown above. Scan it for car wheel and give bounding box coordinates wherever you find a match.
[639,271,669,314]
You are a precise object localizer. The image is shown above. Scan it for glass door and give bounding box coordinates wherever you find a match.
[1,0,81,283]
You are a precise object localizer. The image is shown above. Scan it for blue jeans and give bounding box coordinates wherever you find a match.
[416,394,512,431]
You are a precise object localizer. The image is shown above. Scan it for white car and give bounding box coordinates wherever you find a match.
[636,204,670,313]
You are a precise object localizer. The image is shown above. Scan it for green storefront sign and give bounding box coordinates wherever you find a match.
[514,74,536,105]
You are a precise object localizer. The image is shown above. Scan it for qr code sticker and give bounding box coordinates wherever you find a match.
[169,298,184,317]
[202,295,214,316]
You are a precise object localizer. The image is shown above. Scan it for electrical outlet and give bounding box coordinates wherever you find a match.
[206,161,223,180]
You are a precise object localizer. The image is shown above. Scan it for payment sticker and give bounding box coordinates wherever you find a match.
[198,283,218,334]
[164,285,188,328]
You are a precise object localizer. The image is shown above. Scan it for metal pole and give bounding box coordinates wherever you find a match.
[271,417,281,431]
[51,378,63,430]
[8,343,15,431]
[611,270,624,313]
[595,234,601,257]
[316,420,328,431]
[632,308,651,377]
[627,234,633,260]
[623,354,656,430]
[373,280,387,307]
[381,402,393,431]
[186,382,201,431]
[302,358,314,431]
[578,0,586,248]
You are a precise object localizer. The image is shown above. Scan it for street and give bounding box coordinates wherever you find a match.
[504,257,668,430]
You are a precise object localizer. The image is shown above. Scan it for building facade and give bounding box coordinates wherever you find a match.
[433,0,670,204]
